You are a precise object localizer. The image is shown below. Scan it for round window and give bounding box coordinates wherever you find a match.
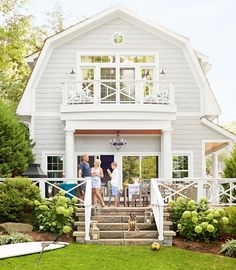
[112,32,124,45]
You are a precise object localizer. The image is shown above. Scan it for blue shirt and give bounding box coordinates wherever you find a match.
[79,162,90,178]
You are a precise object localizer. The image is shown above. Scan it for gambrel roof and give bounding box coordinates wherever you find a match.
[17,5,221,118]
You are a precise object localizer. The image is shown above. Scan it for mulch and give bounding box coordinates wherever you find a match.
[27,231,74,243]
[173,234,236,256]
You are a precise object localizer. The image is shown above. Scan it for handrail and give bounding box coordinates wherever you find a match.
[151,179,164,241]
[84,177,92,241]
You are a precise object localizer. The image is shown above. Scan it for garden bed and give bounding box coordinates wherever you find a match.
[173,233,236,256]
[26,231,74,243]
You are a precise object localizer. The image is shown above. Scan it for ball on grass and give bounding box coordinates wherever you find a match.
[151,242,161,251]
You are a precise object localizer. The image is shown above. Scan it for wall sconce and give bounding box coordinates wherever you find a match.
[160,69,166,75]
[70,69,76,75]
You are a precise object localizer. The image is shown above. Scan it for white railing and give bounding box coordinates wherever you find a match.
[0,177,92,241]
[150,178,236,242]
[62,80,175,105]
[151,179,164,241]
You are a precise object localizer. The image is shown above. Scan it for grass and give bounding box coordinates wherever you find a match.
[0,244,235,270]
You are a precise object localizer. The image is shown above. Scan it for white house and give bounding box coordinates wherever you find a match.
[17,6,236,187]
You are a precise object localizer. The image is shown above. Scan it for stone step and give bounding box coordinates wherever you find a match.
[75,221,172,231]
[85,238,161,246]
[76,212,170,222]
[75,222,156,231]
[99,230,158,239]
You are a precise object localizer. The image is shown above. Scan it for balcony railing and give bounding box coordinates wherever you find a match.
[62,80,175,105]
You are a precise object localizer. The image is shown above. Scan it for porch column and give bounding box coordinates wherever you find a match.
[65,128,75,178]
[161,130,172,178]
[212,151,219,204]
[212,152,218,178]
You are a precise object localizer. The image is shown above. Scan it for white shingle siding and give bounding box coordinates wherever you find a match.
[172,117,230,177]
[32,17,227,177]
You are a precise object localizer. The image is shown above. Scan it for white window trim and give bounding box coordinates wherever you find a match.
[172,151,194,178]
[42,151,65,177]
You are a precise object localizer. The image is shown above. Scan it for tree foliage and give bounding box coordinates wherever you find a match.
[224,144,236,178]
[0,100,34,177]
[0,0,65,104]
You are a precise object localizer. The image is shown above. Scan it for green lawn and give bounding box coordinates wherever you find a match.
[0,244,235,270]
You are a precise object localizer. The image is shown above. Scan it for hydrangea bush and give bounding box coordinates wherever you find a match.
[169,197,229,242]
[34,190,78,235]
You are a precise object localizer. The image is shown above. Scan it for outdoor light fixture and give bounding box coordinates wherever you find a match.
[70,69,76,75]
[160,69,166,75]
[110,131,127,150]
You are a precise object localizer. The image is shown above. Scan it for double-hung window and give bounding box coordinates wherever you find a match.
[172,155,190,178]
[47,156,64,178]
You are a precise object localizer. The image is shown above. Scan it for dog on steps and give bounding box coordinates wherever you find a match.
[128,213,139,231]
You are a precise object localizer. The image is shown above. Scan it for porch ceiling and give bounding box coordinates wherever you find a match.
[74,129,162,135]
[205,142,229,155]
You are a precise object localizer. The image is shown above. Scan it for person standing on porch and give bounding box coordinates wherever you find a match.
[91,159,105,207]
[78,154,90,200]
[108,162,120,207]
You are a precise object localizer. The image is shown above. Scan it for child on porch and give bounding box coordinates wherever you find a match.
[107,162,120,207]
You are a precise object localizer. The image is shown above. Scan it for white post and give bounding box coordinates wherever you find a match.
[161,130,172,178]
[212,152,219,204]
[84,177,92,241]
[65,128,75,179]
[39,180,46,198]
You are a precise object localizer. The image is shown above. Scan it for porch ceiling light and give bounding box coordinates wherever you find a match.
[110,131,127,150]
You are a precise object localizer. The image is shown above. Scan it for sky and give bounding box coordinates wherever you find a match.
[27,0,236,124]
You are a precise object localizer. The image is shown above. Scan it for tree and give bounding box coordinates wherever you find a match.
[224,144,236,178]
[0,100,34,177]
[0,0,64,105]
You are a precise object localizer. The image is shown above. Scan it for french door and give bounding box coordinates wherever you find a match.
[100,67,136,103]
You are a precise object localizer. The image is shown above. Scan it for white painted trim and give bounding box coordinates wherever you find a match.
[201,118,236,141]
[172,150,194,178]
[177,112,201,117]
[26,51,40,62]
[41,150,65,175]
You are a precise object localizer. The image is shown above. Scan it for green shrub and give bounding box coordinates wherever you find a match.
[221,239,236,258]
[0,100,34,177]
[224,206,236,234]
[169,197,229,242]
[0,178,41,223]
[0,232,33,245]
[34,190,78,235]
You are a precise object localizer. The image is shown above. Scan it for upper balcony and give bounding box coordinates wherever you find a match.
[60,79,177,122]
[62,80,174,105]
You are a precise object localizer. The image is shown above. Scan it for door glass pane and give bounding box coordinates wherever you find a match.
[81,68,94,102]
[120,68,135,103]
[100,68,116,103]
[141,156,158,179]
[122,156,140,185]
[141,68,156,103]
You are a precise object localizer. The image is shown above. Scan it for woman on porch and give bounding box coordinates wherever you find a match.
[91,159,105,207]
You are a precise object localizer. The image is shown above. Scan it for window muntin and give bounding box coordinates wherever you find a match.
[122,155,158,184]
[112,32,124,44]
[120,55,155,63]
[47,156,63,178]
[172,155,189,178]
[81,55,115,63]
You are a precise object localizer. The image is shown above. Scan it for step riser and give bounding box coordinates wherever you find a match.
[85,239,162,246]
[76,223,157,231]
[78,216,170,222]
[100,231,158,239]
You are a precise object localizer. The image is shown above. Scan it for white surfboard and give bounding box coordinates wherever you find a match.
[0,241,69,259]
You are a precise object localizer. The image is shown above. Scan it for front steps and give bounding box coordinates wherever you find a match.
[73,207,176,246]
